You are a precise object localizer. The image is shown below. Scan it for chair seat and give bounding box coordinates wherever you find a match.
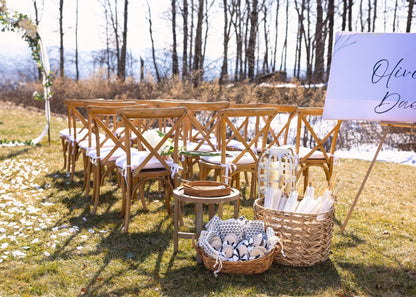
[116,150,168,171]
[200,151,255,165]
[64,129,89,141]
[78,135,115,150]
[185,141,216,152]
[59,127,86,137]
[87,147,139,162]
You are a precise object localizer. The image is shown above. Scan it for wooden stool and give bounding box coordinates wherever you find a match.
[172,187,240,264]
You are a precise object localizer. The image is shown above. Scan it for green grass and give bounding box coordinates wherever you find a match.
[0,103,415,297]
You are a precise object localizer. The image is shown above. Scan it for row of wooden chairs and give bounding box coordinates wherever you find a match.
[60,99,342,231]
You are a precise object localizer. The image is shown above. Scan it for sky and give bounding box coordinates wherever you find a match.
[2,0,224,59]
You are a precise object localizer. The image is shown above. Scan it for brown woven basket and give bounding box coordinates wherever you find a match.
[192,235,281,275]
[183,181,231,197]
[253,197,334,267]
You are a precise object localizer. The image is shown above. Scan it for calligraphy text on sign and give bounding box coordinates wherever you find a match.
[371,58,416,114]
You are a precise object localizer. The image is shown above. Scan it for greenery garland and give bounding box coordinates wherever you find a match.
[0,0,52,101]
[0,0,53,146]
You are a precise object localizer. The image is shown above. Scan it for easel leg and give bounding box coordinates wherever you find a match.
[340,125,390,233]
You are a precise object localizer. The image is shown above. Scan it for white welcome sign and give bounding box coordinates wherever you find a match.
[323,32,416,122]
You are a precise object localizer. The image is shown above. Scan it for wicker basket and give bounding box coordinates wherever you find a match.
[253,197,334,267]
[183,181,231,197]
[192,235,281,275]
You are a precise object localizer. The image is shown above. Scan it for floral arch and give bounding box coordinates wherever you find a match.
[0,0,52,145]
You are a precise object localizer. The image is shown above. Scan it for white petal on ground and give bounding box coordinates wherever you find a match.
[11,250,26,258]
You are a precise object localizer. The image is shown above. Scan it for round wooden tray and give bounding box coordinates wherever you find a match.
[183,181,231,197]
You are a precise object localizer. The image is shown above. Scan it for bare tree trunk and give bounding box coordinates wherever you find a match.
[342,0,347,30]
[220,0,233,84]
[104,4,111,79]
[359,0,365,31]
[313,0,324,82]
[193,0,204,86]
[348,0,353,31]
[372,0,377,32]
[75,0,79,81]
[59,0,64,78]
[182,0,188,79]
[246,0,258,80]
[146,0,160,82]
[272,1,279,72]
[189,0,194,78]
[172,0,179,75]
[368,0,372,32]
[406,0,414,32]
[294,0,305,79]
[280,0,288,73]
[140,57,144,81]
[392,0,398,32]
[304,0,312,82]
[232,0,243,81]
[327,0,334,79]
[201,0,214,76]
[118,0,128,81]
[262,3,269,74]
[106,0,121,76]
[243,2,250,79]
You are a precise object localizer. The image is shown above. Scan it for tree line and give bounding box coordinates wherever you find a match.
[31,0,415,84]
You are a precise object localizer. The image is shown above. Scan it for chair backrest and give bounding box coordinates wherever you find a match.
[157,101,230,151]
[84,102,141,163]
[295,107,343,165]
[217,107,278,164]
[260,104,298,148]
[118,107,188,182]
[63,99,136,143]
[63,99,97,143]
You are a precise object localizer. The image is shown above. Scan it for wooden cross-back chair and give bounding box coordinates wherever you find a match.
[295,107,343,190]
[156,100,230,180]
[198,107,278,199]
[62,99,105,181]
[117,106,188,232]
[84,102,141,214]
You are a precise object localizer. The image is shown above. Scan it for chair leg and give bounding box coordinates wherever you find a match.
[92,163,101,215]
[66,141,72,176]
[199,165,207,181]
[120,172,128,218]
[250,172,256,200]
[70,144,78,181]
[165,186,171,215]
[139,183,149,212]
[85,160,92,199]
[303,167,309,191]
[124,186,132,233]
[61,138,67,170]
[82,153,89,191]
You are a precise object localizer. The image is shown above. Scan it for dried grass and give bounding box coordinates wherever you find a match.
[0,76,326,116]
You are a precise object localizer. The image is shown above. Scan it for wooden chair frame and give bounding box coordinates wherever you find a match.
[63,99,97,181]
[156,101,230,179]
[199,107,278,199]
[118,106,188,232]
[85,102,139,214]
[295,107,343,190]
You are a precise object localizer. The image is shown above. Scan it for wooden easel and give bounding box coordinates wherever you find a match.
[341,121,415,232]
